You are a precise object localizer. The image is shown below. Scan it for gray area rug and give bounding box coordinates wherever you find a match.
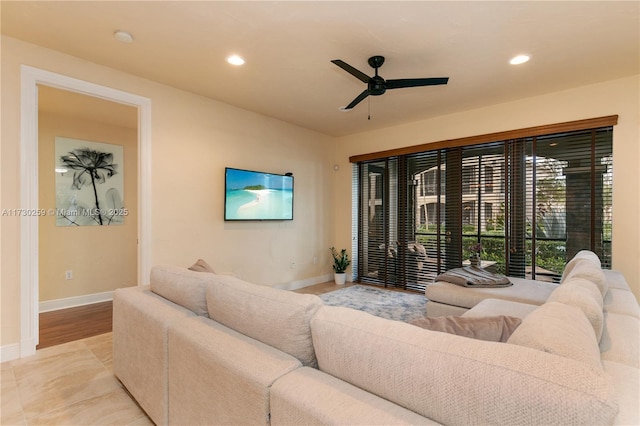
[319,285,428,323]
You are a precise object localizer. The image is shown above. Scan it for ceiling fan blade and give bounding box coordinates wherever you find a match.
[331,59,371,83]
[344,89,370,110]
[386,77,449,90]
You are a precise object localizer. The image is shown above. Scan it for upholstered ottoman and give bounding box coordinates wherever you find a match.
[425,276,557,317]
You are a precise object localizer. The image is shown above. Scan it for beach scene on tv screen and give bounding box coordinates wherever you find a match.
[225,168,293,220]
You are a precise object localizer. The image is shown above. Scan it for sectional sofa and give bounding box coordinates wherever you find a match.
[113,253,639,425]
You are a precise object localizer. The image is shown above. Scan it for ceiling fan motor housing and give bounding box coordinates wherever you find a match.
[369,76,386,95]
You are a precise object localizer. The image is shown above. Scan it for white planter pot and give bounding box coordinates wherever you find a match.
[334,272,347,285]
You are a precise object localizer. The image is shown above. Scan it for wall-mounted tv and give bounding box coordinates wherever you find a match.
[224,167,294,221]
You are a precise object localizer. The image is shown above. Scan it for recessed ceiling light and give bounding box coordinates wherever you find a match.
[510,54,530,65]
[227,55,245,66]
[114,30,134,43]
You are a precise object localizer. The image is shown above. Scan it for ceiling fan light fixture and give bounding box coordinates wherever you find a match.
[114,30,134,43]
[510,54,530,65]
[227,55,245,66]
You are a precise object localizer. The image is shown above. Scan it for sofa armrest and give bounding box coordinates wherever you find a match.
[113,285,196,425]
[168,316,301,426]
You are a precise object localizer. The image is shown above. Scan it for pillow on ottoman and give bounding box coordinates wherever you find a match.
[410,315,522,342]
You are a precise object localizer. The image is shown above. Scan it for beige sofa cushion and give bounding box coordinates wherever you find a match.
[602,361,640,426]
[561,250,602,281]
[410,315,521,342]
[270,367,437,425]
[507,302,603,371]
[603,269,630,291]
[547,277,604,341]
[463,298,538,319]
[311,306,617,425]
[600,312,640,368]
[206,274,323,367]
[562,258,608,297]
[150,265,214,316]
[604,288,640,318]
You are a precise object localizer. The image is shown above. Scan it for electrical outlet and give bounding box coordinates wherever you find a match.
[65,270,73,280]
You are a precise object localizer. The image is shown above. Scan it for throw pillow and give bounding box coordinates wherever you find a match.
[507,301,603,371]
[410,315,522,342]
[188,258,216,274]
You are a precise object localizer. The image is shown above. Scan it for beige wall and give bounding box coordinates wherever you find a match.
[333,75,640,301]
[38,105,138,302]
[1,36,335,347]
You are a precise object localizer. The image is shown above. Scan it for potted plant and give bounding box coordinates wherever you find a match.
[468,242,483,268]
[330,246,350,285]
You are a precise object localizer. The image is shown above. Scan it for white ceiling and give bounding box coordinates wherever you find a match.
[2,1,638,137]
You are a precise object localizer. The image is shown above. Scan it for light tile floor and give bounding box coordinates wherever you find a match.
[1,333,153,426]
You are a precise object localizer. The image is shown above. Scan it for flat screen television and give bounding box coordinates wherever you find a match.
[224,167,294,221]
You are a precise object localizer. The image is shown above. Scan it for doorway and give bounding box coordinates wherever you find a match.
[20,65,151,358]
[36,85,138,347]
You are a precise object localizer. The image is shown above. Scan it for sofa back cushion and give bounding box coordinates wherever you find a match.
[561,250,602,278]
[507,301,603,371]
[150,265,214,316]
[564,261,608,297]
[547,277,604,340]
[206,275,323,367]
[561,250,607,296]
[311,306,617,425]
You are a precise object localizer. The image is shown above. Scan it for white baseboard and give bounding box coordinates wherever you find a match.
[39,291,114,313]
[0,343,21,363]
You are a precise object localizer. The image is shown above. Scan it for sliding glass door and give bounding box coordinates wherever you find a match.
[355,127,613,292]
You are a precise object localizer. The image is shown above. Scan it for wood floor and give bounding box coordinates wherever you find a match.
[294,281,356,295]
[36,281,351,350]
[37,301,113,350]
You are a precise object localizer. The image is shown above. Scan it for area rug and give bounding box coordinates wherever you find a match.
[319,285,428,323]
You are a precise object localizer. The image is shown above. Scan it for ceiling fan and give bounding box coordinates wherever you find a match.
[331,55,449,110]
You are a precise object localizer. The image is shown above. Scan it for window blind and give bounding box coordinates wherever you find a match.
[355,125,613,292]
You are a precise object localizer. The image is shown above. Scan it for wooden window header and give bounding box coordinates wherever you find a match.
[349,115,618,163]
